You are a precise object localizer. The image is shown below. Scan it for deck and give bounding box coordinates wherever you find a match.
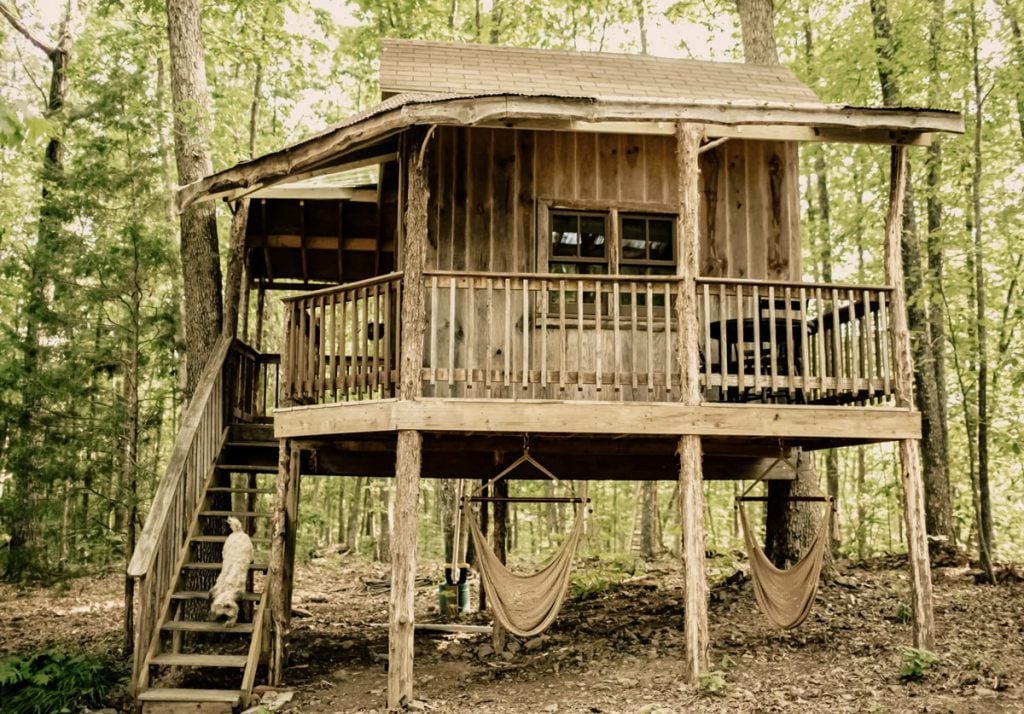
[273,270,918,452]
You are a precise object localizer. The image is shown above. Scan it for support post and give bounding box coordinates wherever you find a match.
[388,126,431,710]
[676,122,709,683]
[492,467,508,653]
[268,439,297,684]
[884,145,936,651]
[223,197,250,339]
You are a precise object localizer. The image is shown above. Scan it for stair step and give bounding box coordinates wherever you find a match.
[207,486,277,494]
[216,463,277,473]
[191,535,272,544]
[138,688,243,705]
[225,440,278,449]
[161,621,255,634]
[150,653,248,668]
[200,511,271,518]
[182,562,269,572]
[170,591,262,602]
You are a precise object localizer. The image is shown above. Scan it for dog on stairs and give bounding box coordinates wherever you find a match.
[209,516,254,627]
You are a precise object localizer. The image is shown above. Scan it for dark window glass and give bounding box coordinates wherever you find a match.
[551,213,579,257]
[648,219,673,261]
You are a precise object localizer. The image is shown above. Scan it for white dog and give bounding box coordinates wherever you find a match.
[209,517,254,626]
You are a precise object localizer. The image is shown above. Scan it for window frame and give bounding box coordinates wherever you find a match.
[539,202,679,321]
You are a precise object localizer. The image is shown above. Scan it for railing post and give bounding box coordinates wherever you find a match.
[675,122,708,684]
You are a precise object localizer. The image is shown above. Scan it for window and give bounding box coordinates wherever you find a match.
[549,211,608,307]
[619,214,675,307]
[545,209,676,311]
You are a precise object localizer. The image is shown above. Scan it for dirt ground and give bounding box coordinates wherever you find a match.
[2,554,1023,713]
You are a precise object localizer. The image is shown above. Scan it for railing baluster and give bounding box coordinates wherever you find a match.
[736,284,745,394]
[831,287,842,398]
[486,279,493,395]
[815,287,826,401]
[505,278,512,389]
[430,276,439,386]
[630,282,639,391]
[540,279,549,395]
[784,286,795,399]
[382,283,391,396]
[595,278,603,392]
[718,283,728,396]
[350,288,359,397]
[799,286,810,397]
[646,282,654,393]
[848,288,858,394]
[558,279,566,392]
[667,282,675,395]
[770,284,774,395]
[449,276,457,391]
[863,288,876,397]
[879,290,891,396]
[373,283,382,394]
[613,282,621,393]
[466,277,476,390]
[577,279,584,391]
[523,278,530,391]
[752,285,761,396]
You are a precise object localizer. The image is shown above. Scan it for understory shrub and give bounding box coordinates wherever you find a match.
[0,647,127,713]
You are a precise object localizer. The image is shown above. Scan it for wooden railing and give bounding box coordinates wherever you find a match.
[423,270,681,400]
[280,271,897,406]
[281,272,402,404]
[229,340,279,422]
[697,277,894,403]
[127,336,233,691]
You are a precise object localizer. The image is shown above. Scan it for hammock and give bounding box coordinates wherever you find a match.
[738,501,830,630]
[467,491,586,638]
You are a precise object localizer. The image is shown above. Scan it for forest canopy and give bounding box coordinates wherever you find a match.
[0,0,1021,582]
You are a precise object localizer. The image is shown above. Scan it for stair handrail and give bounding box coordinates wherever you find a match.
[128,335,233,578]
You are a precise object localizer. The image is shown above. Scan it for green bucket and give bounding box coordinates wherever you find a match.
[439,566,471,616]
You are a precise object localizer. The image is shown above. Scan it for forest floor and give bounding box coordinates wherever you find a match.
[1,553,1023,713]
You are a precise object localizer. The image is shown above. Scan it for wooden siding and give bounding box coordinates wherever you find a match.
[420,127,801,401]
[424,126,801,279]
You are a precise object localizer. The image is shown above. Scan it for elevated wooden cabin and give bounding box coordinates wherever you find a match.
[127,40,963,711]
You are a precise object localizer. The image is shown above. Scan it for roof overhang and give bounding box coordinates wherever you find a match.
[178,92,964,211]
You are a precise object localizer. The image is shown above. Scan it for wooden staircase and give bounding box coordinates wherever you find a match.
[136,423,278,712]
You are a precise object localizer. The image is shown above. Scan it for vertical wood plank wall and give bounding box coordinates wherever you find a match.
[424,127,801,279]
[420,127,800,401]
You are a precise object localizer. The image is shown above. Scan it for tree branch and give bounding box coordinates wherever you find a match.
[0,2,56,56]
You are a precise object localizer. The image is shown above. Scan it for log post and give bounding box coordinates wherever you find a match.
[223,197,250,339]
[884,145,936,651]
[676,122,709,683]
[267,440,294,684]
[388,126,431,710]
[492,466,508,653]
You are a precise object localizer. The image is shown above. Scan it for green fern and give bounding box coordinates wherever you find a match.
[0,648,127,714]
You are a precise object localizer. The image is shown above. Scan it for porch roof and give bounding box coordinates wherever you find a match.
[178,42,963,211]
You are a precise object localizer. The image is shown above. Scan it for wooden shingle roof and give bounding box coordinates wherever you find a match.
[381,39,821,105]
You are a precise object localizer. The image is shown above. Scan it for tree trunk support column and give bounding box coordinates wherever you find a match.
[884,145,936,651]
[388,127,432,710]
[268,439,300,684]
[676,122,709,683]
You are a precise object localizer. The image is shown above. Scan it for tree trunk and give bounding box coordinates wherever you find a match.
[870,0,954,550]
[0,0,78,579]
[639,480,659,560]
[733,0,821,563]
[166,0,223,396]
[734,0,779,64]
[223,199,250,338]
[968,5,994,581]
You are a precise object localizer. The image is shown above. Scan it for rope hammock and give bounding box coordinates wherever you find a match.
[467,496,585,637]
[465,443,587,637]
[737,501,831,630]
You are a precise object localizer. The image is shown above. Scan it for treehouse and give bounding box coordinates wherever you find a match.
[126,40,964,711]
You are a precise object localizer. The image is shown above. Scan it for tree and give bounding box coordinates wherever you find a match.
[0,0,82,579]
[732,0,822,567]
[165,0,221,396]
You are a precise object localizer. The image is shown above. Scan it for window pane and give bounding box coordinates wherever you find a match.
[551,214,579,257]
[579,216,607,258]
[648,219,673,261]
[621,218,647,260]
